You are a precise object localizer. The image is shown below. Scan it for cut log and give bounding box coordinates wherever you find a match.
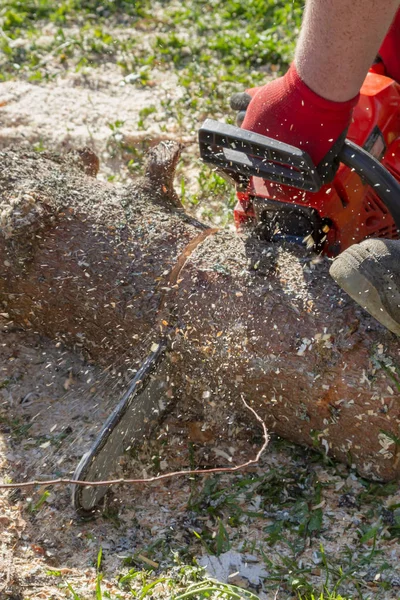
[0,145,399,481]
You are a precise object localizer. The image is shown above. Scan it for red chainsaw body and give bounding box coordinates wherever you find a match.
[234,71,400,256]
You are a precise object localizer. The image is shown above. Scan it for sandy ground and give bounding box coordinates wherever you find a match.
[0,65,198,189]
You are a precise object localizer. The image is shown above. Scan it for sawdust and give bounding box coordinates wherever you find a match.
[0,67,197,187]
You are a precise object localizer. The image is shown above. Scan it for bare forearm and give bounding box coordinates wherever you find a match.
[295,0,400,101]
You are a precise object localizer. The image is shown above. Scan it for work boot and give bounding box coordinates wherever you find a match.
[329,239,400,336]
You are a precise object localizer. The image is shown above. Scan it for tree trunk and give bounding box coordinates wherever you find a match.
[1,145,399,481]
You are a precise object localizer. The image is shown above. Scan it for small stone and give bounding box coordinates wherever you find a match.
[227,573,249,589]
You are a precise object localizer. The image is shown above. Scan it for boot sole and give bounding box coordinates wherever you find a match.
[330,250,400,336]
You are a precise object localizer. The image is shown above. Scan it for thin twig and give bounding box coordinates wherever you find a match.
[0,398,268,490]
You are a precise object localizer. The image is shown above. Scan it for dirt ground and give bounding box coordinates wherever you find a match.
[2,37,400,600]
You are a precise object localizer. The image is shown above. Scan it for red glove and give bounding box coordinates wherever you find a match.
[231,63,358,176]
[379,8,400,84]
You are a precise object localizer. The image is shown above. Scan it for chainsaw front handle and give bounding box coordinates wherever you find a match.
[199,119,400,234]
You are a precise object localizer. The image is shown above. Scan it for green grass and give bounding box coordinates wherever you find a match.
[61,564,353,600]
[76,440,396,600]
[1,0,300,74]
[0,0,301,95]
[0,0,151,81]
[0,413,32,439]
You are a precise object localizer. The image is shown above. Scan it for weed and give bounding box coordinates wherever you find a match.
[0,379,12,390]
[174,577,261,599]
[0,414,33,438]
[138,106,157,130]
[298,594,351,600]
[96,547,103,600]
[28,489,50,513]
[33,139,47,152]
[66,581,81,600]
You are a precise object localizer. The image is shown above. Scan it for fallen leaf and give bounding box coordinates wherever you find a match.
[187,422,215,444]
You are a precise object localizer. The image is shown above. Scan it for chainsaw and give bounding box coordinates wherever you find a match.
[199,69,400,256]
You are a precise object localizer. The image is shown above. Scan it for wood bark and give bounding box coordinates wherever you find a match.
[0,145,399,481]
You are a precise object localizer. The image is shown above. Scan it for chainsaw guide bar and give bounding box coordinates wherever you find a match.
[72,343,170,514]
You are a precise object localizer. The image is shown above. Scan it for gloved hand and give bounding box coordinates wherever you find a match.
[230,63,359,176]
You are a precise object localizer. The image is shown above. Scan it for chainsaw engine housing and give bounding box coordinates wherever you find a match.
[234,72,400,256]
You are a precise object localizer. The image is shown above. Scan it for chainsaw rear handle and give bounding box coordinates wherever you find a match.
[199,119,400,234]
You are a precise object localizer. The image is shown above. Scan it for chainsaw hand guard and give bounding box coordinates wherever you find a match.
[199,119,324,192]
